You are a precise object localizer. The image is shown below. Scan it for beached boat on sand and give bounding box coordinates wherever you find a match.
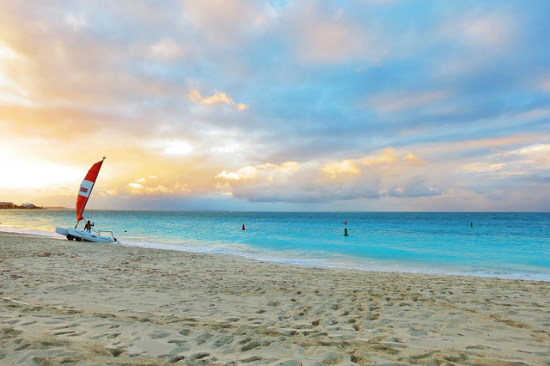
[55,157,120,244]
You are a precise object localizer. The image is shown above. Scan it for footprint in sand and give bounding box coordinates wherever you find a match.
[149,331,172,339]
[195,332,214,345]
[20,321,38,326]
[213,335,234,348]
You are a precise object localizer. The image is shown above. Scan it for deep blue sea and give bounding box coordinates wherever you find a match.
[1,210,549,281]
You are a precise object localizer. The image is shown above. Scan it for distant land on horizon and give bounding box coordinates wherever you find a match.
[0,202,43,209]
[0,203,69,210]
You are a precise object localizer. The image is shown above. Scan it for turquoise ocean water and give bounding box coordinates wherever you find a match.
[1,210,549,281]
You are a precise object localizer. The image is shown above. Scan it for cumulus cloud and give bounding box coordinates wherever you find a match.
[215,148,441,203]
[388,180,442,198]
[187,89,249,111]
[217,162,299,182]
[128,176,190,195]
[360,147,400,166]
[403,154,425,166]
[322,160,361,178]
[461,143,550,175]
[216,166,259,181]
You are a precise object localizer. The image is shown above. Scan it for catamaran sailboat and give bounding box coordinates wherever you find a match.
[55,157,120,244]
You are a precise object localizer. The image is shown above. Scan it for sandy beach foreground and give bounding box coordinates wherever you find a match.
[1,232,549,365]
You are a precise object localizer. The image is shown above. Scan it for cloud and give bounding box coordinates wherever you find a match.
[217,161,299,182]
[286,2,388,64]
[360,147,399,166]
[215,148,438,203]
[64,12,87,32]
[212,138,550,208]
[150,38,186,60]
[432,10,520,81]
[154,140,194,156]
[539,75,550,91]
[368,90,452,113]
[403,154,425,166]
[216,166,259,181]
[0,41,32,106]
[460,143,550,176]
[322,160,361,178]
[187,89,249,111]
[182,0,275,48]
[513,109,550,121]
[237,103,249,111]
[388,180,442,198]
[441,13,515,51]
[128,176,190,195]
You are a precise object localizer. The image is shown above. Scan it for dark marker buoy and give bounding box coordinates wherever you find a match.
[470,222,473,227]
[242,224,246,230]
[344,228,349,236]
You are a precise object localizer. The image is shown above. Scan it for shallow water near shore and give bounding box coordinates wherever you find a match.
[1,210,549,280]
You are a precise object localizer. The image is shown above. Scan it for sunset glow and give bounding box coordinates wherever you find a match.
[1,1,549,211]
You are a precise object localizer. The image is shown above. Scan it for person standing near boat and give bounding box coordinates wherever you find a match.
[84,220,94,233]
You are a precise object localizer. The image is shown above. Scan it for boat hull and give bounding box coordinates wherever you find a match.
[56,227,120,244]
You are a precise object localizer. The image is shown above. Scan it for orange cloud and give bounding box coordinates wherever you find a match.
[360,147,399,166]
[403,153,425,166]
[214,147,435,203]
[322,160,361,178]
[187,89,249,111]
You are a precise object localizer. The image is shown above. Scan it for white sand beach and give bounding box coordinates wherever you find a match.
[1,232,549,365]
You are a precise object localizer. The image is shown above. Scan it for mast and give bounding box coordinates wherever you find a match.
[75,157,106,228]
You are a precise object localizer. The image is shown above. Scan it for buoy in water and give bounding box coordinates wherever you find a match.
[470,222,473,227]
[345,221,347,225]
[344,228,349,236]
[242,224,246,230]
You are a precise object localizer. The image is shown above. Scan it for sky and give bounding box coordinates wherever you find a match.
[1,0,549,212]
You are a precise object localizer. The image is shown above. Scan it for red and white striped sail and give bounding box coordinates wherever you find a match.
[76,157,105,224]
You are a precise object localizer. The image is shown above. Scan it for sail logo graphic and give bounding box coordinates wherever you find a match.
[78,179,94,198]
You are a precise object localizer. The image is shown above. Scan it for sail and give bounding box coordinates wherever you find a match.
[75,157,105,224]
